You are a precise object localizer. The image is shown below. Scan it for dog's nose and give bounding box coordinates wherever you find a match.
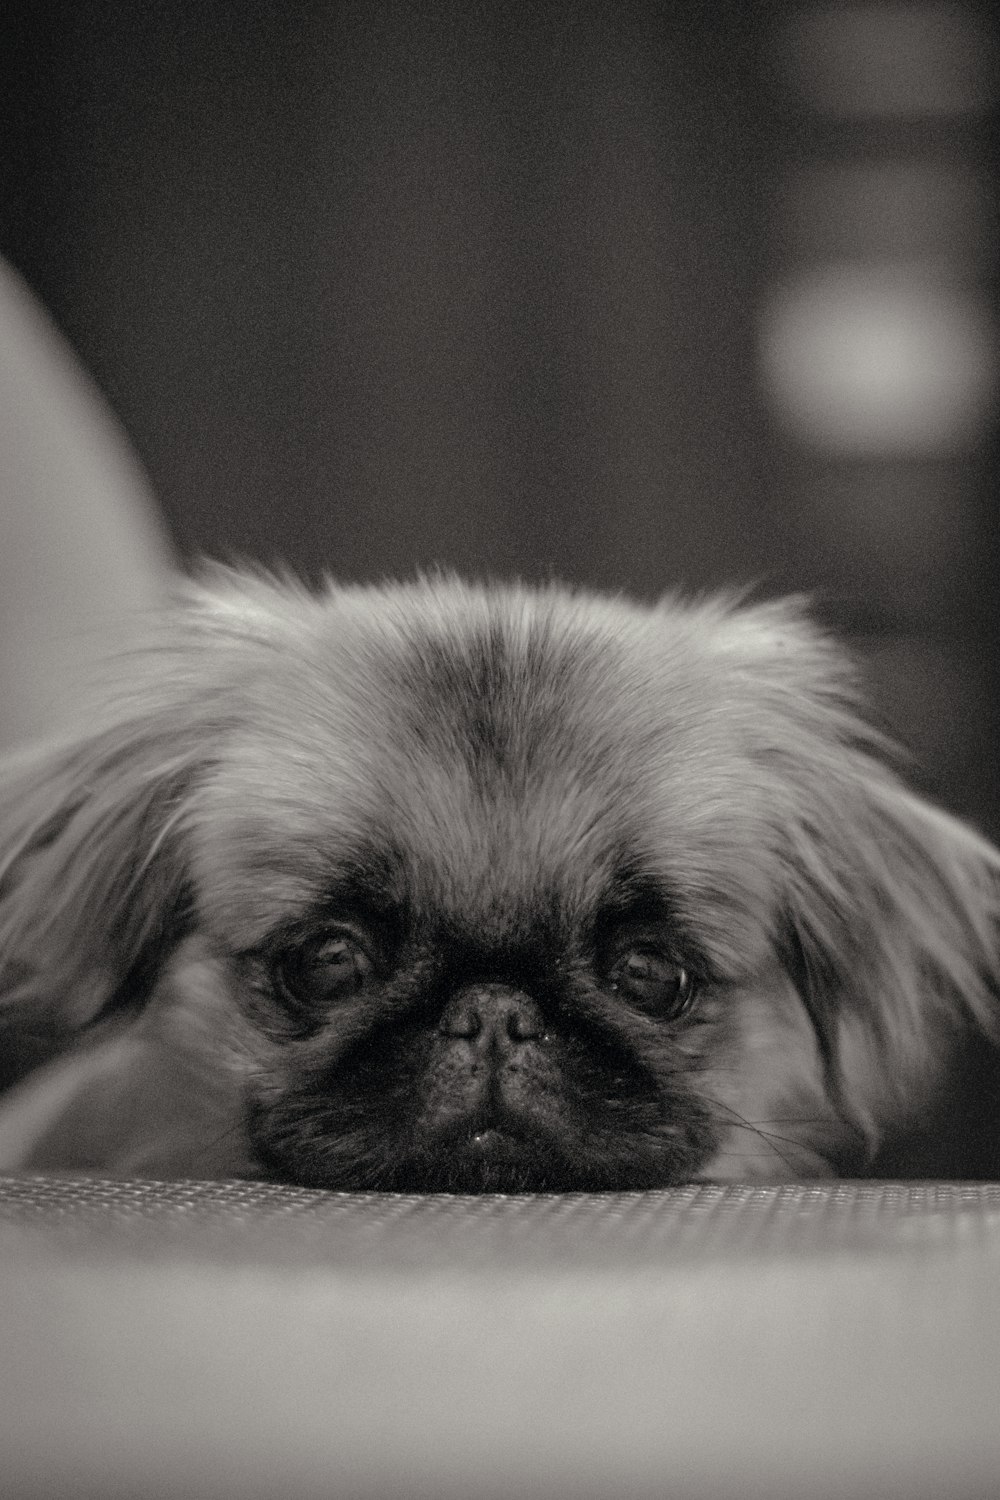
[439,984,545,1046]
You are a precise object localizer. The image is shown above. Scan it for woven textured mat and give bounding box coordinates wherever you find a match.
[2,1173,1000,1268]
[2,1176,1000,1500]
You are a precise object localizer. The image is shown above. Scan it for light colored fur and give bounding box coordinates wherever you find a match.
[0,567,997,1183]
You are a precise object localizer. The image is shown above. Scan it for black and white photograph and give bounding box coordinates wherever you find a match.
[1,5,998,1498]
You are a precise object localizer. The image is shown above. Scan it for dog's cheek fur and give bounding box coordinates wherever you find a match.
[0,937,261,1177]
[694,973,858,1180]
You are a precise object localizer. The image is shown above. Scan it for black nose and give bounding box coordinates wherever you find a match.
[439,984,545,1046]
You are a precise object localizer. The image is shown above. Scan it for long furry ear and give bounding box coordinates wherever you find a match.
[706,597,1000,1166]
[778,702,1000,1162]
[0,565,313,1088]
[789,783,1000,1151]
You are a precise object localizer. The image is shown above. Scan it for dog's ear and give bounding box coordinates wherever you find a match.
[706,597,1000,1165]
[782,748,1000,1164]
[0,566,311,1086]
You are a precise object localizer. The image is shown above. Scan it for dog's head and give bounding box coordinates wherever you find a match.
[1,569,997,1188]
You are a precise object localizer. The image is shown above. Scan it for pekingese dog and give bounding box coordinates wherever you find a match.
[0,567,997,1190]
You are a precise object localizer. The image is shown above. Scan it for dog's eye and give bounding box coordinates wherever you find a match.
[608,945,696,1019]
[275,933,374,1011]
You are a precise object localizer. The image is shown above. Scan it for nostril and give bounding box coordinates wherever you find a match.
[506,1006,543,1042]
[439,1006,481,1039]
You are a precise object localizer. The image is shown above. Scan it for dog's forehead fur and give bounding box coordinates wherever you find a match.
[190,576,849,967]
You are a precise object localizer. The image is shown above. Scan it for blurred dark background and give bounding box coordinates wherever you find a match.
[1,0,997,830]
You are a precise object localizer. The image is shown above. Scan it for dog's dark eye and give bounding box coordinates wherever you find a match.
[276,932,374,1011]
[608,945,696,1019]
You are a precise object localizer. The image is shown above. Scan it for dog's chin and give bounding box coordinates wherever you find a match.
[378,1119,578,1194]
[256,1133,693,1194]
[248,1090,717,1194]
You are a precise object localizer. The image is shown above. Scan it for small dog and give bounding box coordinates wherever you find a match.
[0,567,997,1189]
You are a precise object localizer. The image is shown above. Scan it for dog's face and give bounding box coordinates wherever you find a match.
[0,571,997,1188]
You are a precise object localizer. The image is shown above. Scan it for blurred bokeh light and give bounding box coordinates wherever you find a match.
[761,267,997,456]
[782,2,997,118]
[761,0,999,834]
[765,3,997,462]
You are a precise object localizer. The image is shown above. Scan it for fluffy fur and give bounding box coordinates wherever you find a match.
[0,567,997,1189]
